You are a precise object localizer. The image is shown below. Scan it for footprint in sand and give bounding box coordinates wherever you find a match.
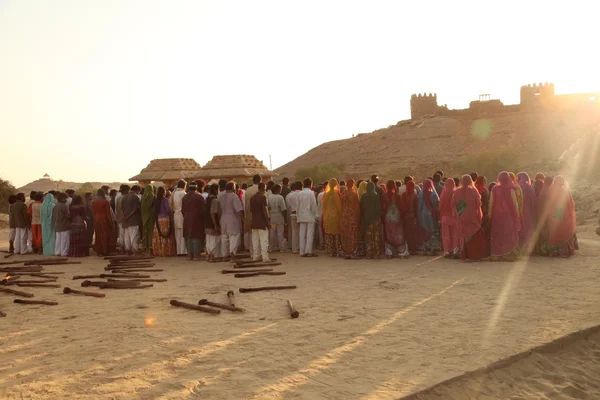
[378,280,400,290]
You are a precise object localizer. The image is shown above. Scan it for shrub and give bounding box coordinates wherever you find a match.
[0,178,17,214]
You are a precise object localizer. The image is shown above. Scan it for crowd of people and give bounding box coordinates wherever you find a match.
[6,170,578,262]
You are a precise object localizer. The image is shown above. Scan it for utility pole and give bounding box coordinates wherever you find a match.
[269,154,272,171]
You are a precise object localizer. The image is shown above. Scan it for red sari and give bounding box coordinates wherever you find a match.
[382,185,407,256]
[439,179,459,256]
[92,197,116,256]
[490,172,521,258]
[339,181,361,258]
[453,175,489,261]
[546,176,577,257]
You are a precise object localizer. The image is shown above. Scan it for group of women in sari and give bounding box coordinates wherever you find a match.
[318,170,578,261]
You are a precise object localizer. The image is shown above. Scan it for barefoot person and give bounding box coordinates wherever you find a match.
[92,189,116,257]
[418,179,441,256]
[219,182,244,260]
[489,172,521,261]
[182,183,205,261]
[453,175,489,261]
[122,186,141,255]
[53,193,71,257]
[297,177,318,257]
[152,186,176,257]
[204,184,222,262]
[250,182,270,262]
[360,182,382,259]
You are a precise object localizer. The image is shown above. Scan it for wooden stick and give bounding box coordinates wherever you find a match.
[1,275,20,285]
[239,285,296,293]
[198,298,244,312]
[111,269,163,273]
[0,287,35,298]
[81,280,141,287]
[63,287,106,297]
[227,290,236,307]
[0,266,44,271]
[235,262,282,269]
[99,273,150,279]
[104,264,156,270]
[234,258,278,265]
[287,299,299,319]
[31,272,65,275]
[22,257,67,264]
[107,278,167,283]
[109,261,155,266]
[170,300,221,314]
[105,255,154,260]
[14,299,58,306]
[222,268,273,274]
[73,275,103,280]
[0,269,43,274]
[16,283,61,288]
[4,253,14,259]
[100,283,153,289]
[5,279,57,285]
[0,260,27,266]
[234,272,287,278]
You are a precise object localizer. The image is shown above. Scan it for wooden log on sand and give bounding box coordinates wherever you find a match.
[21,257,67,264]
[81,280,141,287]
[110,269,163,273]
[73,275,103,280]
[0,287,35,298]
[222,268,274,274]
[227,290,236,307]
[170,300,221,314]
[5,279,57,285]
[0,260,30,266]
[105,255,153,261]
[14,299,58,306]
[287,299,299,319]
[99,283,153,289]
[107,278,167,283]
[0,266,44,271]
[234,258,277,265]
[25,261,81,266]
[16,283,61,288]
[239,285,296,293]
[234,272,286,278]
[0,310,5,317]
[104,264,155,270]
[234,262,282,269]
[63,287,106,297]
[198,298,245,312]
[99,273,150,279]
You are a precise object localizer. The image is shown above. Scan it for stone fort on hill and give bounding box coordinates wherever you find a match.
[410,83,599,120]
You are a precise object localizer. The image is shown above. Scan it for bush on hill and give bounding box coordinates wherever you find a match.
[0,178,17,213]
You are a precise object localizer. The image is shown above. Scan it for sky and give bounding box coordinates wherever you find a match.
[0,0,597,188]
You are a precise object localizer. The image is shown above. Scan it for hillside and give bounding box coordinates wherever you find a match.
[275,110,600,182]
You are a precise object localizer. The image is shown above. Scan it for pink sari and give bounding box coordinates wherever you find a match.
[490,172,521,257]
[547,176,577,253]
[517,172,537,253]
[439,179,458,254]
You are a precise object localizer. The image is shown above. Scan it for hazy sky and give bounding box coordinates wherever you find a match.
[0,0,597,188]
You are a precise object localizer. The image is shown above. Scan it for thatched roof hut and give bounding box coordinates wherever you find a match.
[129,158,203,186]
[195,155,277,182]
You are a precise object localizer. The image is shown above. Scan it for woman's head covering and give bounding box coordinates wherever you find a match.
[141,184,155,225]
[405,180,415,194]
[533,180,544,197]
[357,181,368,199]
[438,178,456,217]
[323,178,342,234]
[346,179,356,192]
[546,175,576,247]
[517,172,531,186]
[422,179,438,219]
[453,174,483,240]
[474,176,487,193]
[488,182,496,192]
[508,172,518,185]
[360,182,381,235]
[386,180,396,194]
[534,173,545,181]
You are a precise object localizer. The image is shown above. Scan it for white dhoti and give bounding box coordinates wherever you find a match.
[14,227,28,254]
[27,228,33,252]
[221,233,240,256]
[9,228,16,242]
[269,224,286,251]
[299,222,315,255]
[174,212,186,255]
[206,234,222,258]
[252,229,270,262]
[291,216,300,253]
[123,226,140,252]
[54,231,70,256]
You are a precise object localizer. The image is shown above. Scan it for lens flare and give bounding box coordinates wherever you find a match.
[471,119,493,139]
[144,317,155,327]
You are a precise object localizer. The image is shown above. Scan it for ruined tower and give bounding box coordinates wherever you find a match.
[410,93,438,120]
[520,82,555,110]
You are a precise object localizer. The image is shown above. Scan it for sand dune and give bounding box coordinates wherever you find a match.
[0,226,599,399]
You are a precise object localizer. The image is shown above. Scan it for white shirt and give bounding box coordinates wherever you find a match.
[66,197,73,207]
[296,188,317,223]
[202,192,208,199]
[286,190,300,216]
[317,191,325,218]
[172,188,186,215]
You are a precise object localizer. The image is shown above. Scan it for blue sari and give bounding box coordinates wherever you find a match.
[418,180,441,251]
[41,194,55,256]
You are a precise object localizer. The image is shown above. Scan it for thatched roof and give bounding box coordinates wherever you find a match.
[129,158,203,182]
[199,155,277,179]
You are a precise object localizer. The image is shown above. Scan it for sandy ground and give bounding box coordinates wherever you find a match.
[0,224,599,400]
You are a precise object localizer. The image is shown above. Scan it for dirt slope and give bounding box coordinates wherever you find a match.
[276,110,600,181]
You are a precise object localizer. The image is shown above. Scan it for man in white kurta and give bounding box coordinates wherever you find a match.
[296,178,317,257]
[171,180,187,255]
[285,183,301,254]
